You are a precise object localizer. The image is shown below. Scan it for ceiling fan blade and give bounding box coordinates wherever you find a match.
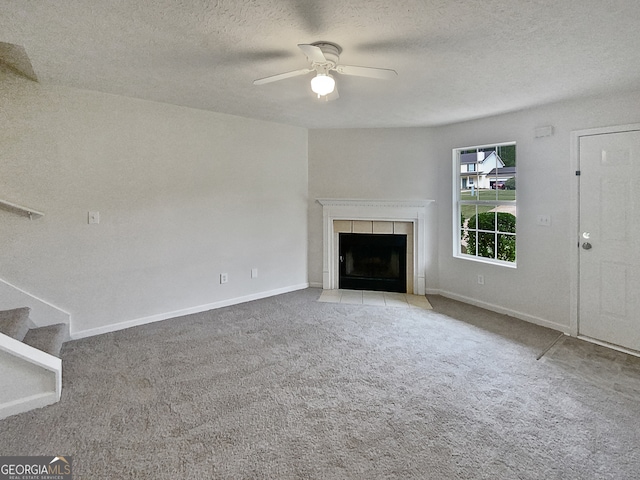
[298,44,327,64]
[334,64,398,80]
[253,68,313,85]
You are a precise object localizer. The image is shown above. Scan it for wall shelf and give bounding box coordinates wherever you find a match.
[0,199,44,220]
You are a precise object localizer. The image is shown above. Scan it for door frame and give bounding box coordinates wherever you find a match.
[570,123,640,340]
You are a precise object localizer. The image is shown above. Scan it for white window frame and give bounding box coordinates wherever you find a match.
[452,141,517,268]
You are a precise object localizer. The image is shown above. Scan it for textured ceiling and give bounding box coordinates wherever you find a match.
[2,0,640,128]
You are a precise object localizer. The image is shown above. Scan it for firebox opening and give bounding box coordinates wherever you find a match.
[339,233,407,293]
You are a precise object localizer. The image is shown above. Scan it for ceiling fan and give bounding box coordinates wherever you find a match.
[253,42,397,100]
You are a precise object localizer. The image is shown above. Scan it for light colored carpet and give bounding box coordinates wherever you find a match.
[318,289,432,309]
[1,288,639,479]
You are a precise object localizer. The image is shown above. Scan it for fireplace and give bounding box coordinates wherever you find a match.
[339,233,407,292]
[318,199,434,295]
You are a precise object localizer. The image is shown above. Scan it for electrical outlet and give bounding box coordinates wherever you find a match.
[477,274,484,285]
[251,268,258,279]
[537,215,551,226]
[220,273,228,284]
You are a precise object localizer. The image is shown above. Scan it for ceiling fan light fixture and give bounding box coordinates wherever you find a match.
[253,42,396,102]
[310,73,335,97]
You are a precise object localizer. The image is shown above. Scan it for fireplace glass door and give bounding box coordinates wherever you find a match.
[339,233,407,292]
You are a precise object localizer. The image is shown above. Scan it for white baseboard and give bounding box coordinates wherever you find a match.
[0,391,58,421]
[577,335,640,358]
[70,283,310,340]
[433,289,570,333]
[69,284,569,339]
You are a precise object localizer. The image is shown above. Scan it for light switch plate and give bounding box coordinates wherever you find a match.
[88,211,100,224]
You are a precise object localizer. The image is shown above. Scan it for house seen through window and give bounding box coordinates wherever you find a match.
[454,142,516,266]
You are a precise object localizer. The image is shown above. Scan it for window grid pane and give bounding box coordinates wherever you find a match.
[454,143,517,265]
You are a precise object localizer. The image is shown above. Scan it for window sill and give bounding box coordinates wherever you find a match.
[453,253,517,269]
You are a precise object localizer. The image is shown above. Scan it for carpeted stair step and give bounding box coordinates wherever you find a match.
[22,323,68,358]
[0,307,30,342]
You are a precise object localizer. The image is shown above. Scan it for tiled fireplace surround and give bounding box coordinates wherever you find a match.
[318,199,433,296]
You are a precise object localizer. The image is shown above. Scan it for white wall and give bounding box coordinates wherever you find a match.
[308,90,640,331]
[0,65,308,336]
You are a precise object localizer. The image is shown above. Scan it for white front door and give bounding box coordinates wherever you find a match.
[578,128,640,352]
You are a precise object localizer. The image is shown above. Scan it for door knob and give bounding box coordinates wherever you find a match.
[582,242,592,250]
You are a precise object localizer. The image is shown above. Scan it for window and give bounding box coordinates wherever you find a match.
[453,142,516,266]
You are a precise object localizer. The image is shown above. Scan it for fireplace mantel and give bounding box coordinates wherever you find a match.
[317,199,435,295]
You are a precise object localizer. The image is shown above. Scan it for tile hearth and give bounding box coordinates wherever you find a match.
[318,290,432,310]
